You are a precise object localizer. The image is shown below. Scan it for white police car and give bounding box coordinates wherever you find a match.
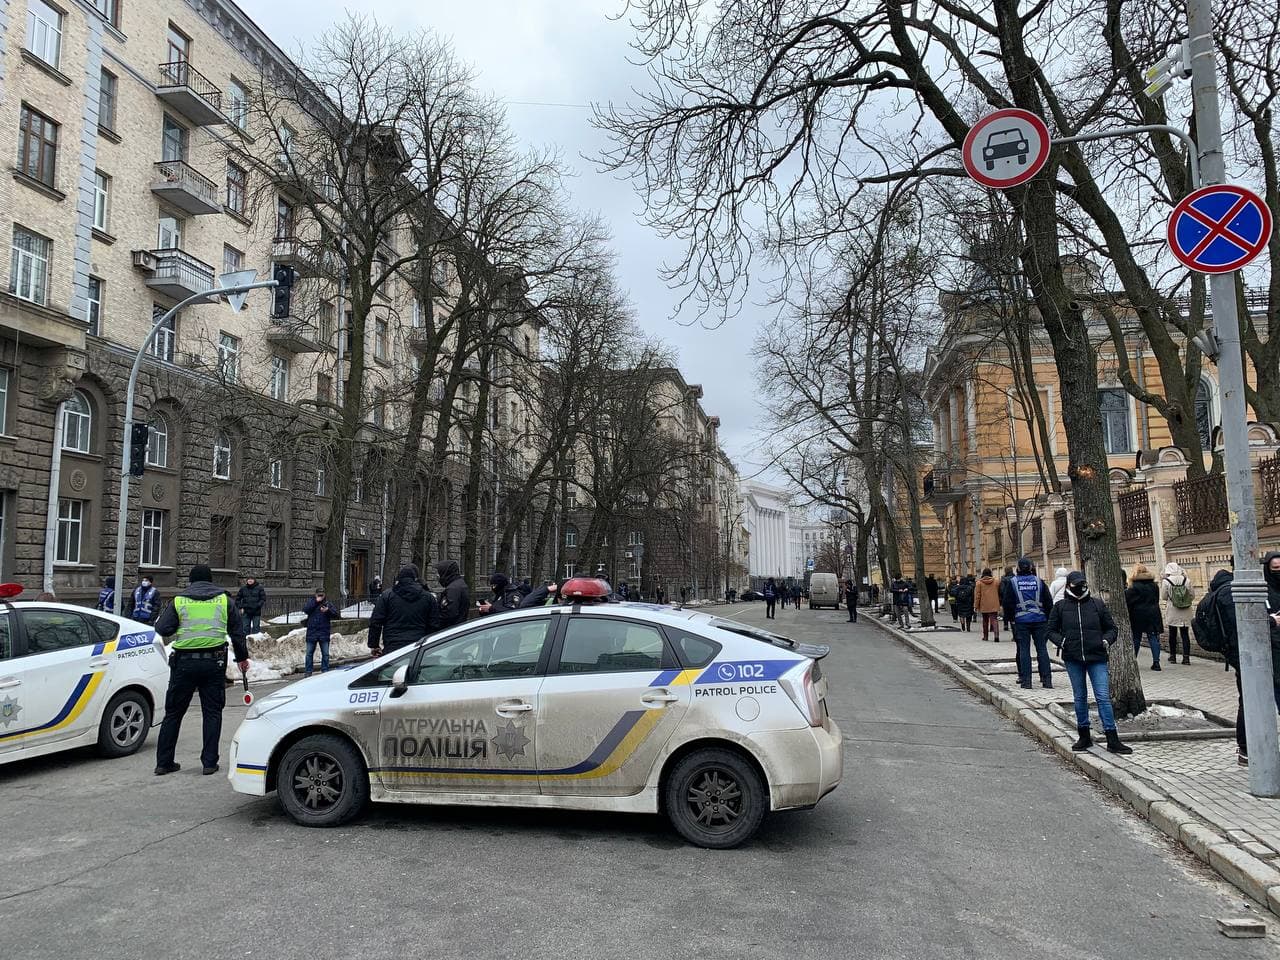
[0,585,169,765]
[229,593,842,848]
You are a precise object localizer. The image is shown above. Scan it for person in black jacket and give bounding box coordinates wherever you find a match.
[1124,563,1164,670]
[302,589,338,676]
[1047,571,1132,755]
[954,575,976,631]
[235,577,267,634]
[435,560,470,630]
[368,565,440,656]
[844,578,858,623]
[479,572,522,615]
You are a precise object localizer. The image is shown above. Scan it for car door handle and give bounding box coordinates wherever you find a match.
[89,658,110,669]
[0,677,20,689]
[641,691,680,705]
[496,700,534,714]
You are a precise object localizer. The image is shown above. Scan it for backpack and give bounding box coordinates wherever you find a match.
[1192,586,1228,654]
[1168,578,1193,609]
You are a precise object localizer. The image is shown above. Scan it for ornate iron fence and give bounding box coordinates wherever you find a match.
[1031,517,1043,549]
[1118,488,1152,541]
[1054,510,1069,544]
[1261,454,1280,526]
[1174,473,1228,536]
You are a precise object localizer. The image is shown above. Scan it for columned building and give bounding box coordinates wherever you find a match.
[741,480,791,581]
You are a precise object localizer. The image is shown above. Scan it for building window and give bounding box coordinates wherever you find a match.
[412,298,423,328]
[269,356,289,401]
[140,509,166,567]
[217,332,239,383]
[374,318,389,361]
[25,0,62,68]
[225,162,246,215]
[275,197,294,239]
[315,463,328,497]
[266,523,284,571]
[312,529,325,571]
[213,431,232,480]
[222,245,243,277]
[98,69,117,132]
[18,104,58,188]
[86,277,102,336]
[161,114,187,163]
[317,372,332,405]
[148,310,176,362]
[147,413,169,468]
[628,530,642,546]
[228,78,248,130]
[566,490,578,510]
[62,389,92,452]
[1098,388,1131,454]
[564,563,576,579]
[269,457,284,489]
[166,23,189,64]
[55,498,84,564]
[92,0,119,27]
[276,123,294,166]
[319,302,335,344]
[0,369,9,434]
[157,214,183,250]
[93,171,110,231]
[372,387,386,428]
[565,525,578,548]
[353,475,363,503]
[1195,379,1214,448]
[209,515,233,569]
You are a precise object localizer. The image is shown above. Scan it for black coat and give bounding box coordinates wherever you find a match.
[954,582,975,617]
[235,582,266,614]
[925,576,939,600]
[368,579,440,652]
[302,596,338,642]
[1124,577,1164,635]
[1048,596,1118,663]
[435,561,471,630]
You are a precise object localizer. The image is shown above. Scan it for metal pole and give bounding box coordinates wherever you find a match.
[112,281,277,616]
[1051,125,1201,188]
[1186,0,1279,795]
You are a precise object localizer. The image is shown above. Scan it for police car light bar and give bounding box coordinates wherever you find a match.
[559,577,611,601]
[0,583,24,600]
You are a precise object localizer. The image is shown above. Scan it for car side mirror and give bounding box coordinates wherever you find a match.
[390,664,409,698]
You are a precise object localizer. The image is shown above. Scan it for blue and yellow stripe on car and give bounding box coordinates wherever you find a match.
[234,763,267,776]
[91,638,119,656]
[649,668,700,686]
[0,672,105,743]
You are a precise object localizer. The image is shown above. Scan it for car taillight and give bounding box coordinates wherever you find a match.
[782,661,824,727]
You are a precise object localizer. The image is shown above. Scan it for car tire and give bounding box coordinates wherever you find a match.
[96,689,152,758]
[277,734,369,828]
[664,747,767,849]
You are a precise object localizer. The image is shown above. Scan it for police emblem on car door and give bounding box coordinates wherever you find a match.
[374,617,552,795]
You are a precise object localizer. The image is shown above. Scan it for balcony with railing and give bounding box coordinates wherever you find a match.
[924,463,965,504]
[150,160,220,215]
[134,248,215,300]
[1117,488,1152,542]
[156,61,224,126]
[265,315,323,354]
[1174,472,1228,538]
[1261,453,1280,527]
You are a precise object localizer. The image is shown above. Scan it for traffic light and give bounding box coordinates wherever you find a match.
[271,264,296,319]
[128,422,150,478]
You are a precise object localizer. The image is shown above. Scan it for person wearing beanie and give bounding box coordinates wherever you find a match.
[153,563,249,776]
[368,564,440,656]
[1002,557,1054,689]
[96,575,116,612]
[1048,571,1132,755]
[479,571,522,616]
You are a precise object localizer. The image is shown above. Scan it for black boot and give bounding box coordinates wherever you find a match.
[1105,730,1133,755]
[1151,661,1161,671]
[1072,727,1092,752]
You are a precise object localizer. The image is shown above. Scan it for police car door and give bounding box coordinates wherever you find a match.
[375,616,553,796]
[536,615,691,798]
[2,608,116,754]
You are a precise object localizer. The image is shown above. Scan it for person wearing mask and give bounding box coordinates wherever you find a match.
[519,581,560,608]
[235,576,267,635]
[1049,566,1070,604]
[1125,562,1164,670]
[368,576,383,602]
[974,568,1002,642]
[763,578,778,619]
[1161,561,1196,665]
[131,574,160,625]
[368,565,441,657]
[435,560,471,630]
[96,575,116,613]
[954,575,976,632]
[154,564,249,776]
[1048,571,1132,755]
[302,589,339,676]
[1002,557,1053,690]
[479,572,523,615]
[844,578,858,623]
[890,574,912,630]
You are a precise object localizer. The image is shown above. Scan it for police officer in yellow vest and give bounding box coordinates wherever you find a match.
[153,564,249,776]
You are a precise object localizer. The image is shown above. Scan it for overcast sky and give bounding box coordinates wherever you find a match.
[242,0,776,482]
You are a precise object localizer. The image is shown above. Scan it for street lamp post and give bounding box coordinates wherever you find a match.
[1185,0,1279,795]
[111,275,277,616]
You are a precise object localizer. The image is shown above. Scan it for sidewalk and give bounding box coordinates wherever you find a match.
[868,608,1280,916]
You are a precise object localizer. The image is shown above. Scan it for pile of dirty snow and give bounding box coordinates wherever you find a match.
[267,602,375,626]
[225,626,372,680]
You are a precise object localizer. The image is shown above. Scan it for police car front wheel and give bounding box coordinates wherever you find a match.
[277,734,369,827]
[664,747,767,849]
[96,690,152,758]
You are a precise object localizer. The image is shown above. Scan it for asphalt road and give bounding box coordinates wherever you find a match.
[3,602,1278,959]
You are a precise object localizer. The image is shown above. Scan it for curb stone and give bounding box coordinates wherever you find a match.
[864,615,1280,919]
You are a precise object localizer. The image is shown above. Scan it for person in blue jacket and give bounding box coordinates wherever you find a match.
[302,588,339,676]
[1001,556,1054,690]
[131,574,160,624]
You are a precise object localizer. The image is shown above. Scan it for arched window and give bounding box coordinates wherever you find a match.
[62,390,92,452]
[1195,379,1214,448]
[565,525,578,548]
[213,431,233,480]
[147,412,170,468]
[1097,389,1130,454]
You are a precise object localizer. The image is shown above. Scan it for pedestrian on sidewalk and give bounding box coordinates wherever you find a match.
[794,584,802,610]
[764,578,778,619]
[999,565,1015,636]
[844,578,858,623]
[96,575,116,612]
[925,574,940,612]
[1161,561,1195,665]
[946,577,959,622]
[1003,557,1053,689]
[130,574,160,625]
[891,574,912,630]
[954,575,975,632]
[302,588,338,676]
[974,568,1002,641]
[1048,571,1132,755]
[235,576,267,635]
[1049,566,1069,604]
[1125,563,1164,670]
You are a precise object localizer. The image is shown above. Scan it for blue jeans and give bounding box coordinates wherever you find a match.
[1133,631,1162,664]
[243,612,262,634]
[1013,621,1051,685]
[305,638,330,675]
[1064,659,1117,732]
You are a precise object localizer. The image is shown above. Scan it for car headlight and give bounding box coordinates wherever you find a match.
[245,695,296,721]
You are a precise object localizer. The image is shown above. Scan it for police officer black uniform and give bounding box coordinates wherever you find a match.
[153,564,249,776]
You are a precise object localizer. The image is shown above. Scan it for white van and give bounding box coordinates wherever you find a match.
[808,573,841,610]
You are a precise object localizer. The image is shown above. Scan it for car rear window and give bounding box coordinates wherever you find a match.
[665,627,719,668]
[85,615,118,643]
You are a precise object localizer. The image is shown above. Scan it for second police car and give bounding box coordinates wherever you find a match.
[229,586,842,848]
[0,585,169,765]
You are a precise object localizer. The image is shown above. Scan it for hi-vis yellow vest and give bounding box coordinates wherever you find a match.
[171,593,229,649]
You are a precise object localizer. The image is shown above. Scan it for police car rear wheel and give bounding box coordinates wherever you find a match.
[664,748,766,849]
[96,690,152,758]
[277,735,369,827]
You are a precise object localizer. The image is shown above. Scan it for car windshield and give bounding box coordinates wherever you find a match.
[988,129,1021,143]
